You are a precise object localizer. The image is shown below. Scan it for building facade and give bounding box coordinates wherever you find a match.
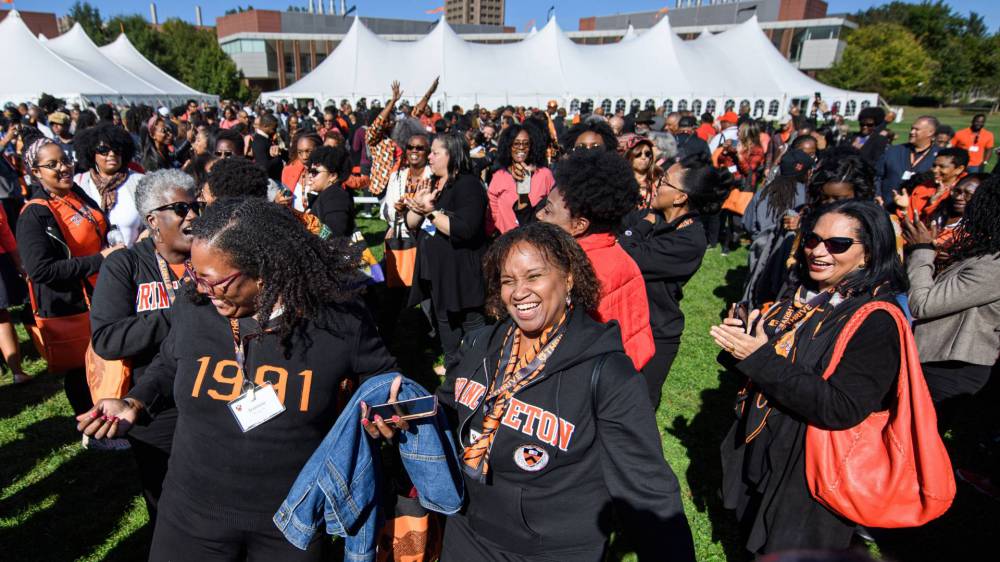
[579,0,848,71]
[0,8,60,38]
[445,0,505,27]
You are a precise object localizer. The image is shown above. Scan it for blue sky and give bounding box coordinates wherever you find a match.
[5,1,999,33]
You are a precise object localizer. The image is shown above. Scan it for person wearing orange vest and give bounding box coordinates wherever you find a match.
[17,138,121,414]
[951,114,994,173]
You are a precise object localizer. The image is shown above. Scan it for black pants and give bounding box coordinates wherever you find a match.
[923,361,993,403]
[435,306,486,372]
[641,339,680,411]
[150,486,329,562]
[64,368,93,415]
[128,437,170,528]
[703,212,720,246]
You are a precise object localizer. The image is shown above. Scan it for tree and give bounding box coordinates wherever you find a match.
[820,24,936,104]
[67,1,108,44]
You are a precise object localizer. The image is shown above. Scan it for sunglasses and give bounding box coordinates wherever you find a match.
[803,232,861,254]
[151,201,203,218]
[573,142,602,151]
[185,264,243,295]
[214,150,234,158]
[95,145,118,156]
[635,149,654,158]
[307,167,328,177]
[405,144,428,152]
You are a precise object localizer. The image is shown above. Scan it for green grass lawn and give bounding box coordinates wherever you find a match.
[0,223,997,561]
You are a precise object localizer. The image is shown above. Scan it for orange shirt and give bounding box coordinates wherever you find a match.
[696,123,716,142]
[952,127,994,167]
[898,183,950,222]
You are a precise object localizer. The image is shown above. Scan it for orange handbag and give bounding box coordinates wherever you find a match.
[722,189,754,216]
[384,218,417,288]
[85,342,132,402]
[805,301,955,528]
[26,280,91,374]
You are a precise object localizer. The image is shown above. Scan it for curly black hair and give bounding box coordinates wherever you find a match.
[676,152,734,215]
[945,173,1000,264]
[495,121,549,170]
[559,118,617,152]
[553,148,639,232]
[73,123,137,172]
[205,157,269,199]
[306,145,351,182]
[482,222,600,319]
[807,154,875,204]
[190,197,363,352]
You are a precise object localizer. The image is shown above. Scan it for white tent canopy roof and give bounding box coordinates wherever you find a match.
[0,10,216,107]
[262,15,876,119]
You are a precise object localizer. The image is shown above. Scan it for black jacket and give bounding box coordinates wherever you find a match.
[720,291,901,554]
[310,184,355,238]
[140,142,174,173]
[409,173,488,312]
[18,184,105,317]
[90,237,179,450]
[128,294,397,513]
[620,212,707,341]
[437,306,695,561]
[251,132,284,182]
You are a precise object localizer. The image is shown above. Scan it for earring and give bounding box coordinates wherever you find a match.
[565,295,572,306]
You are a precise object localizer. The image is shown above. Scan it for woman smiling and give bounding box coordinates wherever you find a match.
[74,123,144,246]
[713,200,910,555]
[364,222,695,561]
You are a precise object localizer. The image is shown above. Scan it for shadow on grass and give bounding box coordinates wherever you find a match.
[666,368,751,562]
[712,263,749,312]
[0,414,143,561]
[0,372,63,420]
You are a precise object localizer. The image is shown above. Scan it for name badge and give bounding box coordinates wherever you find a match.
[421,219,437,237]
[901,171,914,181]
[969,146,980,153]
[727,165,738,174]
[228,383,285,432]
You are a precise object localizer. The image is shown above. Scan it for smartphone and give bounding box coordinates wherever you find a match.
[727,301,749,328]
[366,395,438,424]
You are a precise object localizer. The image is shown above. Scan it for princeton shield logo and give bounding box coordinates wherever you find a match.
[513,444,550,472]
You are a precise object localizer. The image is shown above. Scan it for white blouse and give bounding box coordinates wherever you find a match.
[75,170,145,247]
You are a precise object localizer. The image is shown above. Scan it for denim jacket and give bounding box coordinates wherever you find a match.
[274,374,464,561]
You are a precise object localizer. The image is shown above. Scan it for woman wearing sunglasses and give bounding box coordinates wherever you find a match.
[281,131,322,212]
[620,153,732,409]
[304,145,355,238]
[18,138,122,414]
[140,115,175,173]
[712,200,909,555]
[88,169,200,527]
[621,134,661,209]
[486,121,553,235]
[74,123,144,246]
[78,197,397,561]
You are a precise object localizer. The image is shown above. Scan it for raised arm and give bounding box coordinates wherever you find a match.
[412,77,439,118]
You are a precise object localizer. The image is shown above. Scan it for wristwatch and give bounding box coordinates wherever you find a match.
[425,209,438,222]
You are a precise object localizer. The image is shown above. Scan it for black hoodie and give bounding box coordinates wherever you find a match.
[620,212,707,342]
[90,237,180,449]
[437,306,695,561]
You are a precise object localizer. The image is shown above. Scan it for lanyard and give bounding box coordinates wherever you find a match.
[908,146,931,171]
[228,318,255,395]
[483,312,569,407]
[153,253,179,306]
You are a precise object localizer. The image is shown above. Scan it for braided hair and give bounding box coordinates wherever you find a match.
[190,197,363,353]
[946,174,1000,264]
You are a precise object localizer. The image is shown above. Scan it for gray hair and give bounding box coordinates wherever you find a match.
[648,132,678,161]
[134,169,197,217]
[391,116,429,147]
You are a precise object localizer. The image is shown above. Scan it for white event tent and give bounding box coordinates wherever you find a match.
[0,9,216,107]
[261,15,877,120]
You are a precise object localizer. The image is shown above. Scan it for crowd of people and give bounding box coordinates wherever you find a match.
[0,86,997,561]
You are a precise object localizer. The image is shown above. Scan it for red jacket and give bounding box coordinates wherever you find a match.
[578,233,655,370]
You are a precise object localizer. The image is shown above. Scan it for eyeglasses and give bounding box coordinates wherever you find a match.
[151,201,203,218]
[307,167,328,177]
[634,149,654,159]
[405,144,428,152]
[94,145,117,156]
[185,264,243,296]
[35,158,72,171]
[803,232,861,254]
[512,140,531,149]
[214,150,234,158]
